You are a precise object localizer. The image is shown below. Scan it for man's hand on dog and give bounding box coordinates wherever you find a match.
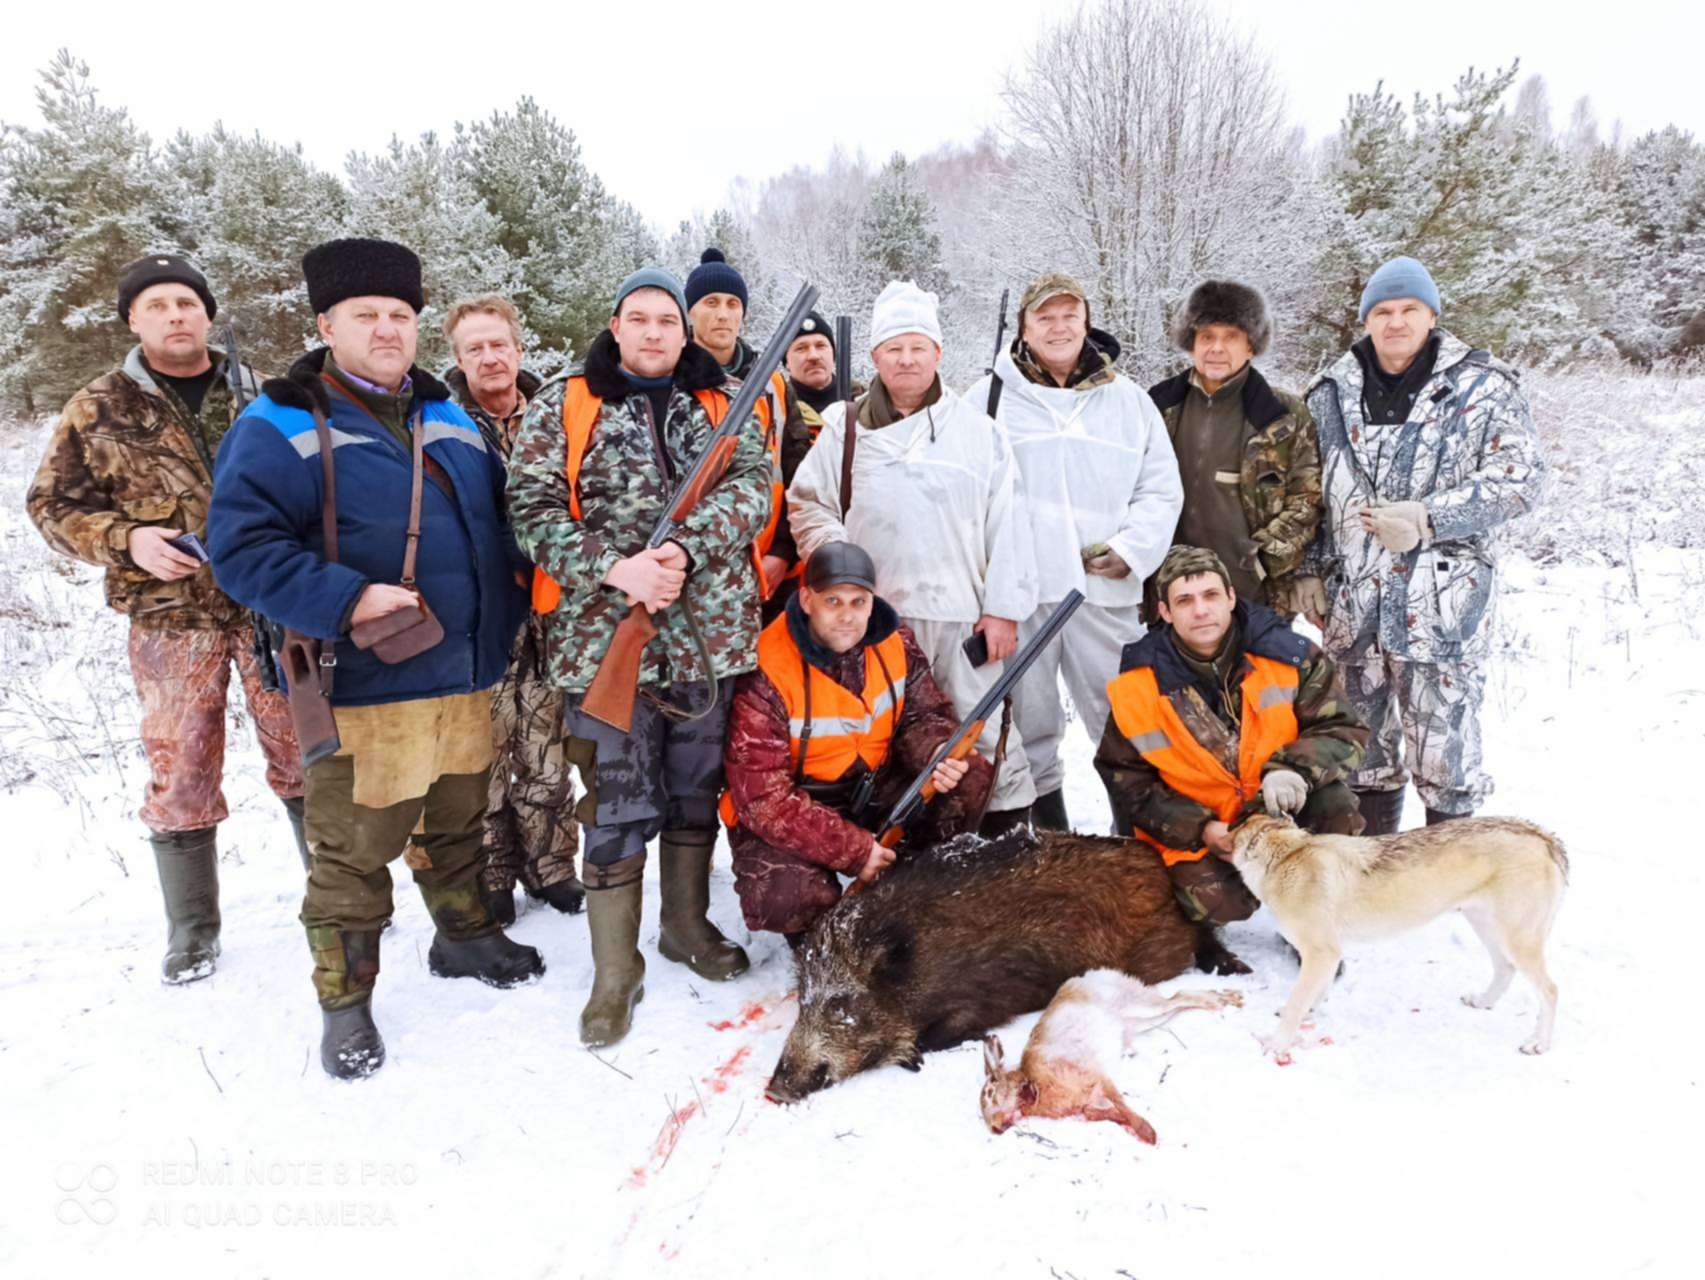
[1261,770,1309,817]
[1202,820,1234,856]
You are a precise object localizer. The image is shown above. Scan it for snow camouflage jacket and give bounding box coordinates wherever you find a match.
[1147,362,1322,612]
[27,344,261,630]
[507,331,770,693]
[1304,329,1545,664]
[1093,601,1368,852]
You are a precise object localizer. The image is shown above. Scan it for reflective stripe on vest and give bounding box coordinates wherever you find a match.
[531,376,729,614]
[719,613,908,830]
[1105,654,1301,865]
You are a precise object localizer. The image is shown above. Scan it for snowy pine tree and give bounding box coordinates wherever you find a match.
[854,153,950,322]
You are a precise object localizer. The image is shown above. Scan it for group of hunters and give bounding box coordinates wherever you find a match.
[26,237,1545,1079]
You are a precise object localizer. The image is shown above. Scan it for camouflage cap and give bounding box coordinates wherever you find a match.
[1019,272,1088,316]
[1155,545,1233,602]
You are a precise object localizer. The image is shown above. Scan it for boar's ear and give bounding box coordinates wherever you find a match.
[869,921,915,992]
[982,1033,1005,1077]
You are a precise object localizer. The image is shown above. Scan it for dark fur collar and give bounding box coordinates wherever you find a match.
[1147,362,1289,431]
[261,346,452,414]
[582,329,727,400]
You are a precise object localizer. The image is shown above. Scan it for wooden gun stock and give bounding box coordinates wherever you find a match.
[876,720,984,849]
[579,605,661,732]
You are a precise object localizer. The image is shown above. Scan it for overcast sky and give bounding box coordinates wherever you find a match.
[3,0,1699,230]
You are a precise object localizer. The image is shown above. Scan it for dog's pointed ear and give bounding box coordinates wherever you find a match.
[982,1033,1004,1077]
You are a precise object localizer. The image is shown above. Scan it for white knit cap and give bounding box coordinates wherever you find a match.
[868,280,942,351]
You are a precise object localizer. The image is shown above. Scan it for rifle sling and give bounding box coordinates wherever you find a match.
[839,398,858,519]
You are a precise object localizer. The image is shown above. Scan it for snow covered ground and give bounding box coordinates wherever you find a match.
[2,417,1698,1279]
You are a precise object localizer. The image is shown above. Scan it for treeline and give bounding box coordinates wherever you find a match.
[2,0,1702,415]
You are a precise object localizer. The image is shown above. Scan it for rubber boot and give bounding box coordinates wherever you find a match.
[525,875,586,915]
[657,832,749,981]
[1030,788,1071,832]
[321,999,385,1080]
[1425,807,1472,826]
[152,827,221,984]
[310,928,385,1080]
[580,854,646,1047]
[481,884,517,927]
[281,796,311,870]
[428,930,544,987]
[979,806,1033,839]
[1354,787,1406,836]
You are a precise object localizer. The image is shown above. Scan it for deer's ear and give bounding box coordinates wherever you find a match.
[1019,1079,1039,1106]
[982,1033,1005,1076]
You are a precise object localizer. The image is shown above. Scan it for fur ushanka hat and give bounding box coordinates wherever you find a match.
[303,238,426,316]
[1172,280,1272,356]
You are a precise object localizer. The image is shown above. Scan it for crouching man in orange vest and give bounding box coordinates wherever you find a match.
[1095,545,1369,975]
[720,542,994,947]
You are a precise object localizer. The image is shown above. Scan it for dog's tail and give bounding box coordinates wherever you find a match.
[1541,829,1570,886]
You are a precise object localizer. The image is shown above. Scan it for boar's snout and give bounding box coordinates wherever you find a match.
[765,1056,833,1104]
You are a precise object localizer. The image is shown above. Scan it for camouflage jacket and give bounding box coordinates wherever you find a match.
[1148,363,1322,610]
[1304,329,1545,664]
[1094,602,1367,851]
[447,366,544,461]
[507,332,770,692]
[26,344,261,630]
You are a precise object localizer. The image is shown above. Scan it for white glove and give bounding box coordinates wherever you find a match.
[1261,769,1309,817]
[1359,501,1430,554]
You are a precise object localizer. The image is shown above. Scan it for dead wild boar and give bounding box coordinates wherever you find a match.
[766,828,1196,1102]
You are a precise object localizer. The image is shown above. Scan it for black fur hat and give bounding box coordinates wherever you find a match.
[1173,280,1271,356]
[303,238,425,315]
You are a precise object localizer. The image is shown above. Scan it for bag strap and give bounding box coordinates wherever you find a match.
[306,405,339,698]
[402,413,425,588]
[839,398,858,519]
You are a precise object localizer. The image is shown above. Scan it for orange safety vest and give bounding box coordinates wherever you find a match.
[1105,654,1300,865]
[531,376,730,614]
[750,372,788,573]
[718,612,908,828]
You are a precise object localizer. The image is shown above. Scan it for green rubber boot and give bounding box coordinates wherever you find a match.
[579,853,646,1048]
[657,831,749,981]
[152,827,220,984]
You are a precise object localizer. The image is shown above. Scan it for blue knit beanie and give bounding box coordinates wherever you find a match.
[1359,256,1441,322]
[613,266,688,324]
[685,248,748,310]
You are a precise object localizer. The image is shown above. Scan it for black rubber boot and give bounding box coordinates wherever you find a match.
[481,884,517,927]
[1030,788,1071,832]
[281,796,311,870]
[657,832,749,981]
[1193,924,1252,976]
[152,826,221,984]
[428,931,544,987]
[1354,787,1406,836]
[320,999,386,1080]
[526,876,586,915]
[1425,807,1472,826]
[581,855,646,1047]
[978,806,1033,839]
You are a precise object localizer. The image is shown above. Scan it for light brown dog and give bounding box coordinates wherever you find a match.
[1227,815,1567,1059]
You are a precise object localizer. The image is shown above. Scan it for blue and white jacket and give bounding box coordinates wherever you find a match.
[208,349,528,706]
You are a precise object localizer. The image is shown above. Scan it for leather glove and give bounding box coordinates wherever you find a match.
[1360,501,1430,554]
[1081,542,1131,579]
[1260,769,1309,817]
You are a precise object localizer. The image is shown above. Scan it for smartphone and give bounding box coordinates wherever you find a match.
[961,629,991,669]
[167,532,211,563]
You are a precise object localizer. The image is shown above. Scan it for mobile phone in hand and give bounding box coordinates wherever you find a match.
[167,532,211,563]
[961,629,991,669]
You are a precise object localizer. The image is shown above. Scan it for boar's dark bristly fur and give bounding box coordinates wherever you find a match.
[766,829,1196,1102]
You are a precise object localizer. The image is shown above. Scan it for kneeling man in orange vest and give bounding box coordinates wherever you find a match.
[720,542,994,946]
[1096,545,1369,975]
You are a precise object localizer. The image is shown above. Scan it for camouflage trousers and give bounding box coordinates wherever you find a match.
[563,679,732,867]
[482,621,580,895]
[302,690,497,1007]
[1168,781,1363,925]
[1338,654,1489,816]
[127,623,303,834]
